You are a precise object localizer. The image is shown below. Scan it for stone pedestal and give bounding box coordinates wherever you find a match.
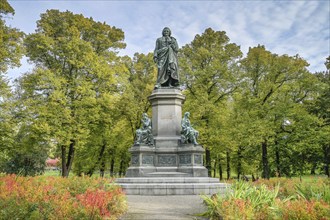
[149,88,184,139]
[125,88,208,177]
[118,88,225,195]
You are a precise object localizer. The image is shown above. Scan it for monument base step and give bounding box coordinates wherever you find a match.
[145,172,189,177]
[116,177,229,195]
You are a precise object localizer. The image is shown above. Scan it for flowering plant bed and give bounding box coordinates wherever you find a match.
[202,177,330,220]
[0,174,127,219]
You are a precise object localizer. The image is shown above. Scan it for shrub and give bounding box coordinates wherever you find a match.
[0,175,127,219]
[295,178,330,204]
[277,199,330,220]
[252,177,330,203]
[2,152,47,176]
[253,177,297,199]
[202,178,330,220]
[202,181,280,219]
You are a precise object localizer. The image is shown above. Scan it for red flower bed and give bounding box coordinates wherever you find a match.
[0,174,127,219]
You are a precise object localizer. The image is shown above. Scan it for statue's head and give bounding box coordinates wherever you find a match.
[142,113,148,118]
[162,27,171,37]
[184,112,190,118]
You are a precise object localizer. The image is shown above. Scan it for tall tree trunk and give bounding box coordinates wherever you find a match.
[119,160,124,176]
[323,145,330,178]
[65,139,75,177]
[202,115,212,177]
[61,145,68,177]
[261,140,270,179]
[275,143,281,177]
[110,157,115,177]
[61,140,75,177]
[226,150,231,180]
[87,143,106,176]
[86,169,94,177]
[213,159,217,178]
[100,160,105,177]
[205,147,212,177]
[218,156,223,181]
[237,146,243,180]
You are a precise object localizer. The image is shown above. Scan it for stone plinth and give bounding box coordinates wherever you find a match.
[148,88,184,147]
[116,177,229,195]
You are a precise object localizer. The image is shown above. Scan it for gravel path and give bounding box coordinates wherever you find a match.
[120,195,209,220]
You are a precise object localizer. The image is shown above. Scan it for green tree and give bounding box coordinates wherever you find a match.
[20,10,125,177]
[0,0,24,172]
[310,56,330,177]
[0,0,24,73]
[179,28,242,176]
[239,45,317,179]
[225,93,264,180]
[2,120,51,176]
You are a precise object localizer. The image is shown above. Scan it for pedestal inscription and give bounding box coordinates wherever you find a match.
[131,155,139,165]
[158,155,176,166]
[179,154,191,164]
[194,154,202,164]
[142,155,154,165]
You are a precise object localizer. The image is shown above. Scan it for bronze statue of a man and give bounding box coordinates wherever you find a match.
[153,27,179,89]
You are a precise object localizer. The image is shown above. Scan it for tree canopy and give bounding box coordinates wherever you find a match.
[17,9,126,177]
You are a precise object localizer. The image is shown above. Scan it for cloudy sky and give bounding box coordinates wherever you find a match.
[5,0,330,80]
